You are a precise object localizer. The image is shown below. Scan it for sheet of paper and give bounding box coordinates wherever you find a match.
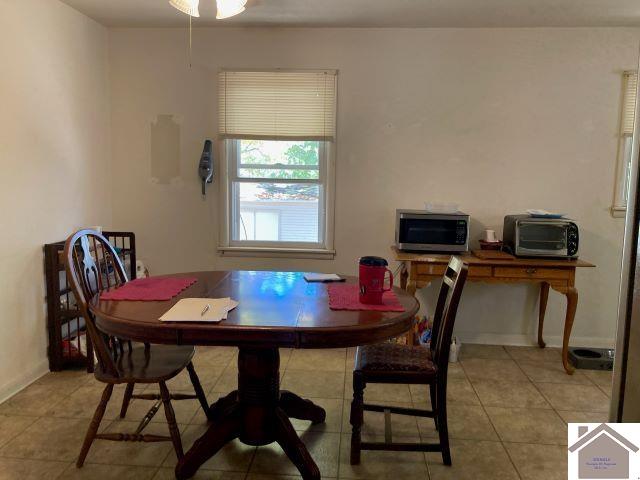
[304,273,343,282]
[160,298,238,322]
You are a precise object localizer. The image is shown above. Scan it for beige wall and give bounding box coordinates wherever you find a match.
[0,0,112,400]
[109,27,639,348]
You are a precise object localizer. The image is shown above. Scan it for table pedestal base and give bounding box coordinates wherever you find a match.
[175,347,326,480]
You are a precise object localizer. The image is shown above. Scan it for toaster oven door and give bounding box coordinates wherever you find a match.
[516,222,568,256]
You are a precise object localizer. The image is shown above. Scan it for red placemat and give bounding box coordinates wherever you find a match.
[100,276,197,301]
[327,284,405,312]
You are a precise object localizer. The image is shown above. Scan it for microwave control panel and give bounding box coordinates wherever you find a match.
[455,221,468,244]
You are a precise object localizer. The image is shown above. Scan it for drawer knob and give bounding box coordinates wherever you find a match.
[525,268,537,275]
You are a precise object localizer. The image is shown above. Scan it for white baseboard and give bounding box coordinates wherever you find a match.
[0,359,50,405]
[456,332,616,349]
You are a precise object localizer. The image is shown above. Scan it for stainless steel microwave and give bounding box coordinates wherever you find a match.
[395,210,470,252]
[503,215,579,258]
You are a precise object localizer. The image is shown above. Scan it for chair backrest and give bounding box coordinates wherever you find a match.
[64,229,130,377]
[429,256,468,374]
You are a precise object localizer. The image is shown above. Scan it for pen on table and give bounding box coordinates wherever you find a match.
[201,304,210,316]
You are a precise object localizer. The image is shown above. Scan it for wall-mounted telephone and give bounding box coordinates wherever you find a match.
[198,139,214,196]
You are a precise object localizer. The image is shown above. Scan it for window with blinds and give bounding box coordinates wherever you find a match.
[218,70,337,141]
[218,70,337,255]
[613,70,638,216]
[621,71,637,136]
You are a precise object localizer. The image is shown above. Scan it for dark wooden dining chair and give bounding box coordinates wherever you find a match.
[64,229,213,467]
[349,255,468,466]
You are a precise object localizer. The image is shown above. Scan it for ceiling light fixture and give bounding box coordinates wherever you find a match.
[216,0,247,19]
[169,0,200,17]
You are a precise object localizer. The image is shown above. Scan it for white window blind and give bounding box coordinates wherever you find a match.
[218,70,337,141]
[622,71,638,136]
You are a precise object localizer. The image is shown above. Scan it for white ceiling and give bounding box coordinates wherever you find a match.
[61,0,640,28]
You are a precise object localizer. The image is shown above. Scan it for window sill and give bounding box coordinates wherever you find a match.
[611,205,627,218]
[218,246,335,260]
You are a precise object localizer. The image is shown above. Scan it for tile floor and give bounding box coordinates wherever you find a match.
[0,344,612,479]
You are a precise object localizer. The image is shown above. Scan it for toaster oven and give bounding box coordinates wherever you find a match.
[395,210,470,252]
[503,215,579,258]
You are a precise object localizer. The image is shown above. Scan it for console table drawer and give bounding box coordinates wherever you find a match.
[415,264,446,276]
[469,266,492,277]
[494,267,571,280]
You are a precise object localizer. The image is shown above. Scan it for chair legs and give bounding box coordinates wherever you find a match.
[349,376,452,466]
[77,384,113,467]
[159,381,184,459]
[349,372,365,465]
[435,383,451,465]
[186,362,213,422]
[120,383,135,418]
[429,383,438,431]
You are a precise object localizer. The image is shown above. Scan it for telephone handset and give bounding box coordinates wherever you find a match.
[198,139,214,196]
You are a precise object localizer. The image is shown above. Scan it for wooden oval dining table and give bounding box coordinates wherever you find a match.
[91,270,419,480]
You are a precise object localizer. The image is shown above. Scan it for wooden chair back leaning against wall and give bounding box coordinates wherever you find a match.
[64,229,213,468]
[350,256,468,466]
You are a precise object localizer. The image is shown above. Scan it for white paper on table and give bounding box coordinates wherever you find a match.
[303,273,343,282]
[159,298,238,322]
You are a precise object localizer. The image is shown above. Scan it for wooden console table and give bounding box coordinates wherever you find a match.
[392,247,595,374]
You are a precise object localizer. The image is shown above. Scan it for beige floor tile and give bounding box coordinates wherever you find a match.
[556,410,610,424]
[289,397,343,434]
[282,370,345,399]
[339,433,429,479]
[84,420,179,466]
[426,439,519,480]
[155,468,245,479]
[59,463,158,479]
[251,431,340,477]
[445,363,467,379]
[246,475,307,479]
[536,383,610,412]
[211,367,239,394]
[598,384,612,399]
[193,346,237,367]
[417,404,498,441]
[460,344,510,360]
[484,406,567,445]
[472,380,550,409]
[167,365,225,391]
[410,377,480,406]
[505,346,562,363]
[0,457,69,479]
[504,442,567,480]
[342,400,420,439]
[0,417,87,462]
[0,414,38,449]
[518,361,591,385]
[582,369,613,389]
[287,349,346,372]
[33,370,93,390]
[162,426,255,472]
[460,358,528,383]
[0,384,68,417]
[48,385,126,421]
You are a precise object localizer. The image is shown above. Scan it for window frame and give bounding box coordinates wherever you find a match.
[218,138,336,259]
[612,70,638,218]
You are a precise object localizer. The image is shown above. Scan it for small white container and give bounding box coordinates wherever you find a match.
[449,337,460,363]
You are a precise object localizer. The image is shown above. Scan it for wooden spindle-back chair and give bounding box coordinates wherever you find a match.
[349,256,468,466]
[64,229,212,467]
